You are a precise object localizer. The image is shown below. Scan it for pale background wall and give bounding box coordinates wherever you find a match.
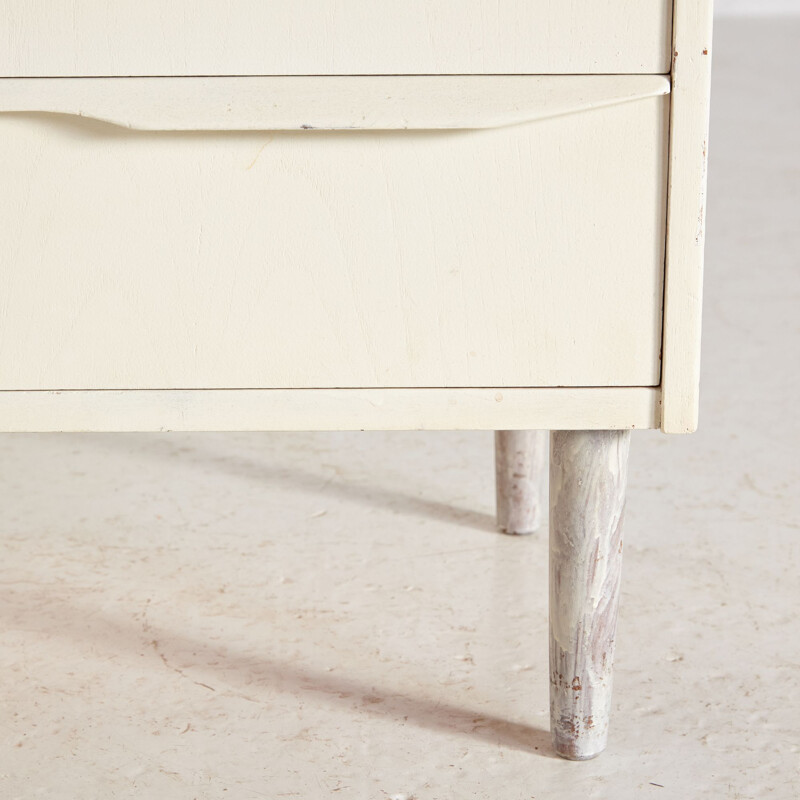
[715,0,800,15]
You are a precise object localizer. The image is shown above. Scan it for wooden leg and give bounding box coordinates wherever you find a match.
[549,429,631,760]
[495,430,547,535]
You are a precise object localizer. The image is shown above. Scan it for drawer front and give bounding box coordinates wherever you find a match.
[0,77,669,391]
[1,0,672,77]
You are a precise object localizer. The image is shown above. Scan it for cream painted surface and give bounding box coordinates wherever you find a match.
[0,0,673,77]
[660,0,715,432]
[0,388,661,433]
[0,75,670,132]
[0,86,669,392]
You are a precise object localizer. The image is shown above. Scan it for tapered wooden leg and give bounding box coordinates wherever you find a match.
[549,430,631,760]
[495,430,547,535]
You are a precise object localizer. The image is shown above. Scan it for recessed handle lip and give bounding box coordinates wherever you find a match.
[0,75,670,132]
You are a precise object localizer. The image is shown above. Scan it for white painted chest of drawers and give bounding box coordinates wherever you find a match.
[0,0,713,760]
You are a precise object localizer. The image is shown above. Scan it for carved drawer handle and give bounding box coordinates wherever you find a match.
[0,75,670,132]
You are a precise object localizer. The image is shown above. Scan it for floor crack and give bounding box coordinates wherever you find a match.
[150,639,216,692]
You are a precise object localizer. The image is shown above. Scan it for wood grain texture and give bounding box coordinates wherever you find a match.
[495,431,547,535]
[549,430,631,759]
[661,0,715,433]
[0,1,673,77]
[0,388,660,433]
[0,90,669,391]
[0,75,670,132]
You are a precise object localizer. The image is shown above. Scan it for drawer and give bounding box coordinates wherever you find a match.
[0,76,670,391]
[1,1,673,77]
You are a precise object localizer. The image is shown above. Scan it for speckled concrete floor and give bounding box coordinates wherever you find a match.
[2,19,799,800]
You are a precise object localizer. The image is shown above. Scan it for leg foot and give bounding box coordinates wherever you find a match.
[495,430,547,535]
[549,430,631,759]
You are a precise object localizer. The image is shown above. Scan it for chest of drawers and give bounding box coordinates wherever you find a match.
[0,0,713,760]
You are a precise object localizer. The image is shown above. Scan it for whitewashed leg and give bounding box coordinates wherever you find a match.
[549,429,631,760]
[495,430,547,535]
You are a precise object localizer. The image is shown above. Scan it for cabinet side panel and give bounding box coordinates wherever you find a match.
[661,0,714,433]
